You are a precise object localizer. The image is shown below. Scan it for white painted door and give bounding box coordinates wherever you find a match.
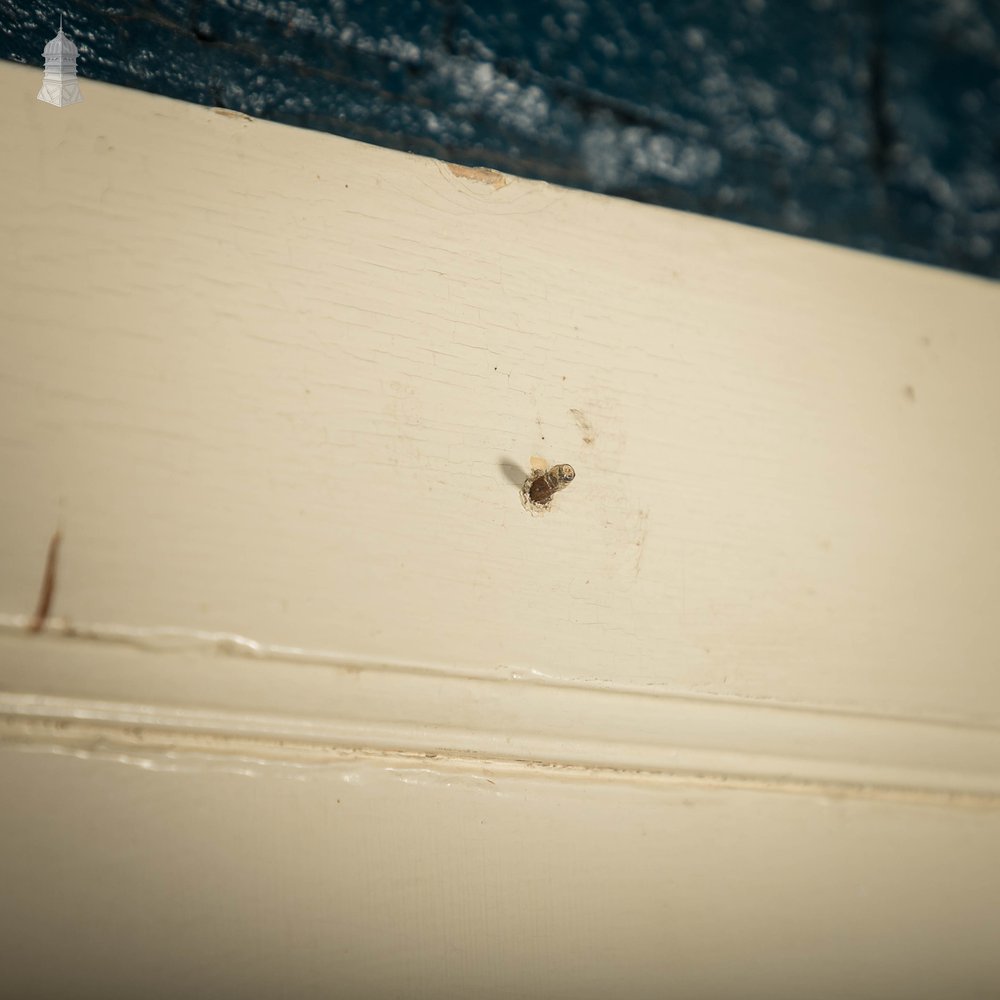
[2,61,999,998]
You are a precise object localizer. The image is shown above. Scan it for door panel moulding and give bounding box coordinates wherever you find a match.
[2,624,999,807]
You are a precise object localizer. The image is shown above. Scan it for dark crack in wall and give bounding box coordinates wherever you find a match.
[4,1,999,278]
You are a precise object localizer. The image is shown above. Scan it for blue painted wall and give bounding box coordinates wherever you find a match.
[6,2,999,278]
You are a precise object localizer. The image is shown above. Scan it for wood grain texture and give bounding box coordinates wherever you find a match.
[2,57,1000,731]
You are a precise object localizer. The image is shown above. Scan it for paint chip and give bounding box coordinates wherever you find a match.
[445,163,509,189]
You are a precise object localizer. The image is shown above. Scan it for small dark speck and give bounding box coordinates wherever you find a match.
[903,384,916,402]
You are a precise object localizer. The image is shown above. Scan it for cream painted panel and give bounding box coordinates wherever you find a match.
[2,745,1000,1000]
[1,59,999,723]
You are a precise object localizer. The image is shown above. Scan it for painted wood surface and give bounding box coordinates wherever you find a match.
[3,746,1000,1000]
[2,61,1000,997]
[2,63,999,723]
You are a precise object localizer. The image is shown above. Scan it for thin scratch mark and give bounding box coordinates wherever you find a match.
[29,530,62,634]
[570,408,596,445]
[634,510,649,580]
[212,107,253,122]
[681,547,688,629]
